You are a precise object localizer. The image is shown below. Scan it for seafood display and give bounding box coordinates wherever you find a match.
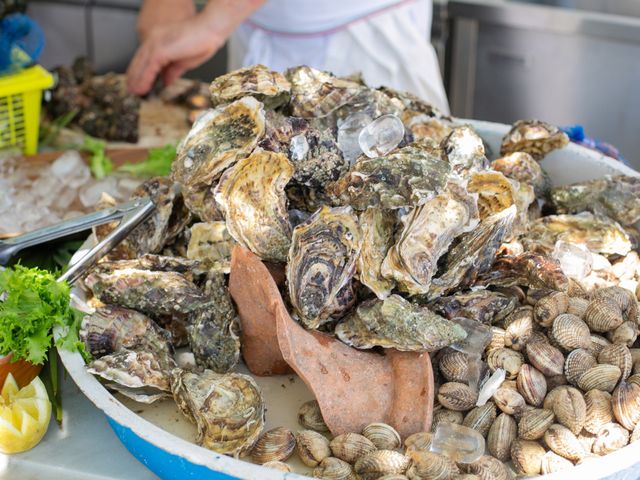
[76,63,640,477]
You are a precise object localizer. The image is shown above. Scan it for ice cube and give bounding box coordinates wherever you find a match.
[476,368,506,406]
[52,187,77,211]
[552,240,592,279]
[449,317,492,357]
[337,112,372,163]
[79,177,119,208]
[289,134,309,162]
[430,423,485,464]
[358,114,404,158]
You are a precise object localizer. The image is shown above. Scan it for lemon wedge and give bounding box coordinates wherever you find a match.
[0,373,51,454]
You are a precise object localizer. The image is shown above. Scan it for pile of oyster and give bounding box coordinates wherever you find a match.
[76,64,640,477]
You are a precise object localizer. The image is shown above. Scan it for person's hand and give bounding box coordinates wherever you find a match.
[127,14,224,95]
[137,0,196,42]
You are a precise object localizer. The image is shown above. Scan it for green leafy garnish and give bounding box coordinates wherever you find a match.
[0,265,86,365]
[118,143,177,177]
[81,136,113,179]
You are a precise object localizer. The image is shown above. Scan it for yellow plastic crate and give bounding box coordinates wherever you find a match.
[0,65,54,155]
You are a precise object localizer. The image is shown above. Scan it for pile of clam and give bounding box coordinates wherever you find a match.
[75,63,640,478]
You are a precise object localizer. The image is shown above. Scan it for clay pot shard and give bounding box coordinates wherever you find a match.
[229,246,434,438]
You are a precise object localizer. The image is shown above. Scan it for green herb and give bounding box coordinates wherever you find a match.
[81,136,113,179]
[39,109,79,149]
[118,143,177,177]
[0,265,86,365]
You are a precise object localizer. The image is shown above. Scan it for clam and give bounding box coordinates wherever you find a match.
[313,457,357,480]
[438,382,479,412]
[262,461,292,473]
[362,423,401,450]
[463,403,497,438]
[540,450,573,474]
[534,291,569,327]
[510,438,546,475]
[404,432,433,453]
[598,344,633,380]
[612,381,640,430]
[567,297,590,318]
[487,413,516,461]
[608,321,639,347]
[586,334,611,357]
[526,339,564,377]
[584,389,613,434]
[330,433,376,463]
[251,427,296,464]
[591,287,639,323]
[486,348,523,380]
[287,206,362,329]
[516,364,547,407]
[296,430,331,467]
[544,423,587,461]
[503,307,534,351]
[462,455,510,480]
[298,400,330,432]
[593,422,630,456]
[565,349,597,386]
[517,408,555,440]
[577,430,597,453]
[543,386,572,410]
[354,450,410,479]
[492,385,526,417]
[552,387,587,435]
[631,422,640,443]
[431,408,464,431]
[577,364,622,393]
[551,314,591,351]
[405,450,459,480]
[487,327,507,353]
[439,351,471,384]
[584,297,625,333]
[500,119,569,159]
[209,64,290,108]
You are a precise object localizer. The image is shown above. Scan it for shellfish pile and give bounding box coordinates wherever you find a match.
[76,64,640,477]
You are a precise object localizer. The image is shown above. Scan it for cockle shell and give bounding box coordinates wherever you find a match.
[438,382,479,412]
[584,297,625,333]
[439,351,471,384]
[584,389,613,434]
[354,450,411,479]
[503,307,534,351]
[567,297,590,318]
[431,408,464,431]
[287,206,361,329]
[593,422,630,456]
[487,413,516,461]
[540,450,573,474]
[488,327,507,353]
[598,344,633,380]
[313,457,357,480]
[209,64,291,108]
[251,427,296,464]
[262,461,292,472]
[516,364,547,407]
[214,149,294,262]
[612,381,640,430]
[577,364,622,393]
[553,387,587,435]
[526,339,565,377]
[330,433,376,463]
[608,321,639,347]
[592,286,640,324]
[463,403,497,438]
[500,119,569,159]
[517,408,555,440]
[491,151,550,197]
[565,349,597,386]
[362,423,401,450]
[405,451,459,480]
[493,385,526,417]
[462,455,510,480]
[510,439,546,475]
[551,314,591,351]
[404,432,433,453]
[357,208,396,299]
[381,186,479,295]
[534,291,569,327]
[487,348,523,380]
[298,400,330,432]
[586,334,611,357]
[543,423,587,461]
[296,430,332,467]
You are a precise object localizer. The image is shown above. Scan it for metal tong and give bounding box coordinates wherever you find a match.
[0,197,156,284]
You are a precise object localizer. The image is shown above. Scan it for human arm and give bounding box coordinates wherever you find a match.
[127,0,266,95]
[136,0,197,42]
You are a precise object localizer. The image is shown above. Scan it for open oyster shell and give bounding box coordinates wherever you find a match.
[522,212,632,256]
[171,96,265,220]
[332,142,452,211]
[429,289,518,324]
[335,295,466,352]
[286,66,364,118]
[171,368,265,457]
[188,273,241,374]
[186,221,236,273]
[551,175,640,227]
[287,206,362,329]
[477,252,569,291]
[381,185,479,296]
[209,64,291,108]
[491,152,551,198]
[467,171,517,220]
[214,148,294,262]
[357,208,396,299]
[500,119,569,160]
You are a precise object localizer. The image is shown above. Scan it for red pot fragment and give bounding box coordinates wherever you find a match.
[229,246,434,438]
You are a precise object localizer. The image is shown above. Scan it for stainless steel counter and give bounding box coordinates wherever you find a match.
[447,0,640,168]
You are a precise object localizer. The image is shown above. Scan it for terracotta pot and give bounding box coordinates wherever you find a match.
[0,353,43,389]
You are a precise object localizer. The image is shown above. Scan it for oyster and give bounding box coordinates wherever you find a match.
[335,295,466,351]
[187,273,241,373]
[87,349,173,403]
[407,115,452,143]
[429,290,518,324]
[522,212,632,256]
[186,221,236,273]
[335,87,403,122]
[428,205,517,299]
[356,208,396,299]
[91,253,200,276]
[171,368,265,456]
[467,171,516,220]
[290,127,348,192]
[381,185,479,296]
[491,152,551,197]
[171,96,265,220]
[477,252,569,291]
[379,86,448,120]
[80,306,173,360]
[287,206,362,329]
[551,175,640,227]
[442,126,489,176]
[209,64,291,108]
[332,142,451,210]
[258,110,308,153]
[214,149,294,262]
[286,65,364,118]
[500,120,569,159]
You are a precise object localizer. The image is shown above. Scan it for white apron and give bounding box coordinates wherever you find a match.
[228,0,450,114]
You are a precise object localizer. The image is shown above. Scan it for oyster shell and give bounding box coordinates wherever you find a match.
[406,115,452,143]
[335,87,403,123]
[379,86,448,120]
[334,295,466,352]
[287,206,362,329]
[80,306,173,360]
[171,96,265,220]
[171,368,265,456]
[187,273,240,373]
[87,349,173,403]
[332,142,452,211]
[522,212,632,256]
[214,148,294,262]
[209,64,290,108]
[500,119,569,160]
[186,221,236,273]
[286,66,363,118]
[491,152,551,198]
[467,171,516,220]
[551,175,640,227]
[356,208,396,299]
[429,290,517,324]
[477,252,569,291]
[258,110,308,153]
[442,126,489,176]
[381,186,479,296]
